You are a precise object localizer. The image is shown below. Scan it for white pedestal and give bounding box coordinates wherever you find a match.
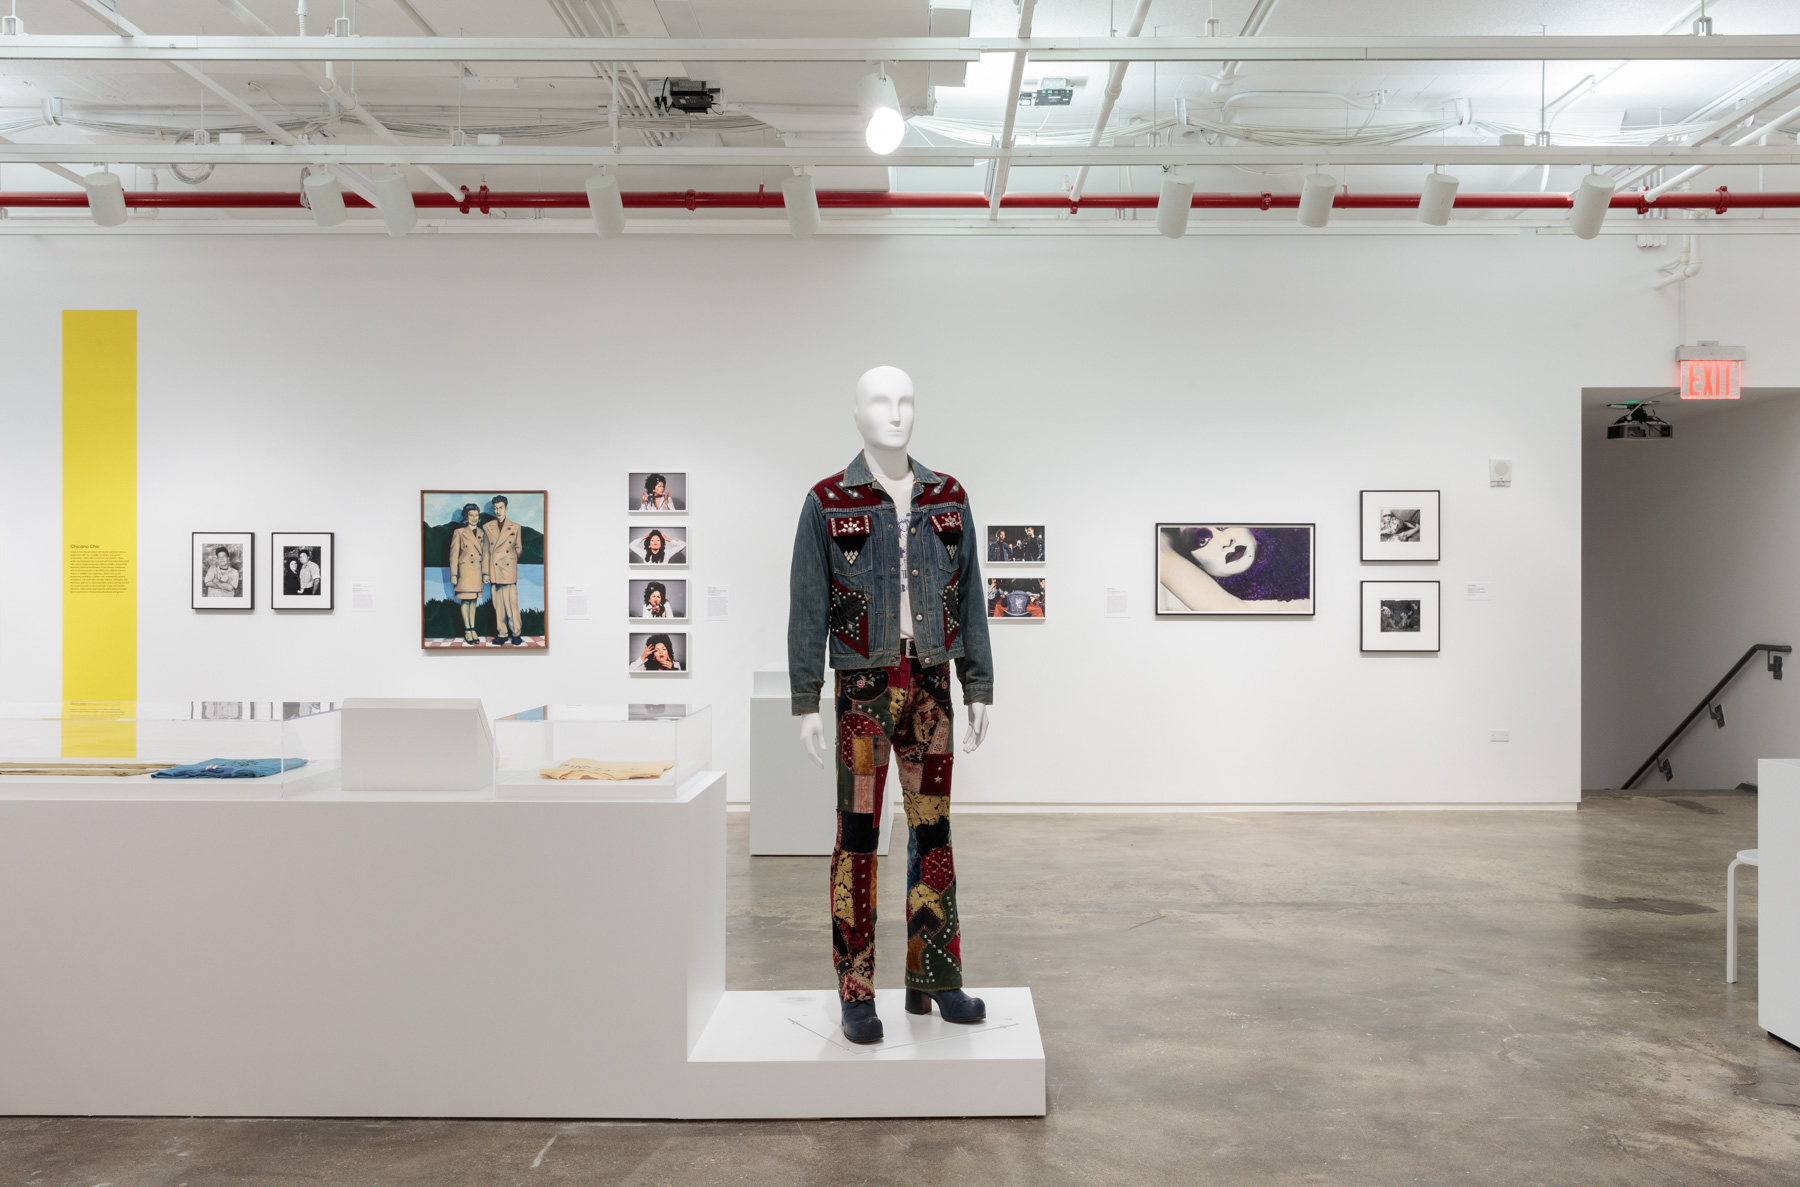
[340,697,493,792]
[1758,759,1799,1046]
[0,768,1039,1118]
[749,665,894,857]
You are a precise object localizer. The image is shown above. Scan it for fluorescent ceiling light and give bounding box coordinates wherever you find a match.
[373,171,417,237]
[858,70,904,155]
[303,170,347,228]
[781,172,821,238]
[1569,172,1615,239]
[1417,172,1459,226]
[1155,172,1195,239]
[585,172,627,238]
[82,171,127,226]
[1297,173,1337,228]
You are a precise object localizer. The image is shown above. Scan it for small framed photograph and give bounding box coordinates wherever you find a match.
[986,576,1047,619]
[629,525,688,567]
[271,532,334,610]
[630,471,687,513]
[985,524,1045,565]
[1361,581,1440,652]
[1360,491,1440,562]
[1156,524,1314,616]
[192,532,254,609]
[629,630,688,673]
[629,577,687,621]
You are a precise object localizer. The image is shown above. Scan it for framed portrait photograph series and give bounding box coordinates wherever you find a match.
[420,491,548,650]
[1361,581,1441,652]
[987,576,1047,619]
[1360,490,1441,562]
[985,524,1045,564]
[192,532,254,610]
[1155,523,1315,616]
[629,524,688,567]
[630,577,687,620]
[629,630,689,673]
[271,532,334,610]
[630,471,687,513]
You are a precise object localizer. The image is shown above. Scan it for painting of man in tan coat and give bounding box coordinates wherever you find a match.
[483,495,525,646]
[420,490,548,649]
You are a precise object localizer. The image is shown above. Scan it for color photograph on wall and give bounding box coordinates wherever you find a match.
[192,532,254,610]
[1360,490,1441,561]
[1155,523,1315,616]
[629,525,688,567]
[630,471,687,513]
[629,630,688,672]
[420,491,547,649]
[629,578,687,620]
[987,576,1047,618]
[1361,580,1441,652]
[986,524,1045,564]
[270,532,333,610]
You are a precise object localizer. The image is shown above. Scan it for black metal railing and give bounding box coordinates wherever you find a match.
[1622,643,1791,790]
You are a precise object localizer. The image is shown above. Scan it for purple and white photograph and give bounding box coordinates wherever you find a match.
[1155,524,1314,616]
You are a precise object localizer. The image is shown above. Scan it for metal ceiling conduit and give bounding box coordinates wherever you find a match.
[4,188,1797,213]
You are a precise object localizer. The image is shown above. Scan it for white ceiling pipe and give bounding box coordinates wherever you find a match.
[1068,0,1152,205]
[373,171,417,237]
[585,171,626,237]
[1417,171,1459,225]
[985,0,1038,220]
[303,170,347,227]
[82,171,127,226]
[1651,234,1701,289]
[1643,100,1800,202]
[1296,172,1336,227]
[1569,172,1616,239]
[780,172,820,238]
[1614,69,1800,190]
[1209,0,1283,91]
[1155,170,1194,238]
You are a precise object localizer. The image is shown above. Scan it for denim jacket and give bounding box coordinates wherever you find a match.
[788,453,994,715]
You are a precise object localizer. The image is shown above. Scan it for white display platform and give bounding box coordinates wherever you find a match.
[0,767,1041,1118]
[749,664,895,856]
[341,697,492,792]
[1758,760,1799,1047]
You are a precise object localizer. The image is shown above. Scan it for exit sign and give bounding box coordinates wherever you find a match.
[1676,342,1746,400]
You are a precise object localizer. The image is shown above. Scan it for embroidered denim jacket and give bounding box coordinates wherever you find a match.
[788,454,994,715]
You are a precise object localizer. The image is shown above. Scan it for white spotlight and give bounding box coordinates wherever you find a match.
[1155,171,1195,239]
[83,171,127,227]
[781,172,821,238]
[1417,171,1459,226]
[303,170,347,228]
[1297,173,1337,227]
[373,171,417,237]
[858,70,905,155]
[1569,172,1616,240]
[584,172,627,238]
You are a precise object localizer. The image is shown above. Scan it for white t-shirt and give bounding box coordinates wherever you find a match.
[871,466,916,640]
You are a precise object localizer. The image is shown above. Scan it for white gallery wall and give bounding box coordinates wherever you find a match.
[1584,392,1800,792]
[3,226,1793,809]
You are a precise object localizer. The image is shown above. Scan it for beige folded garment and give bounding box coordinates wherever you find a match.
[0,762,177,777]
[539,757,677,781]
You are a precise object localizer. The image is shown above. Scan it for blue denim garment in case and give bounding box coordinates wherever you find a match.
[787,453,994,715]
[152,758,308,779]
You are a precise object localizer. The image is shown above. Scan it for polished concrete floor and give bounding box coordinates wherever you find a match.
[2,792,1796,1185]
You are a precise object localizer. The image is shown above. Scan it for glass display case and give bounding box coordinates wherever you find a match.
[492,703,712,799]
[0,702,340,796]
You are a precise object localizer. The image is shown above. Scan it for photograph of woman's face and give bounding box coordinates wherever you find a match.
[646,587,664,612]
[1186,526,1258,577]
[645,531,665,558]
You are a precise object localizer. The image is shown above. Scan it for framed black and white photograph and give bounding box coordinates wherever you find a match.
[1155,524,1315,616]
[986,576,1047,619]
[192,532,253,610]
[629,471,687,513]
[1361,581,1441,652]
[628,630,688,673]
[629,525,688,567]
[1360,490,1441,562]
[985,524,1046,564]
[629,577,688,620]
[271,531,334,610]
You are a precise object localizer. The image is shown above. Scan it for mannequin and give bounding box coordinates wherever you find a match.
[786,364,995,1044]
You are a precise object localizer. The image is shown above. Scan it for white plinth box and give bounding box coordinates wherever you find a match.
[1758,759,1799,1047]
[749,665,894,856]
[0,770,1041,1118]
[340,697,493,792]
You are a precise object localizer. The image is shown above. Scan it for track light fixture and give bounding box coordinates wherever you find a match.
[781,172,821,238]
[302,170,346,228]
[857,68,904,155]
[1417,171,1459,226]
[373,171,417,237]
[82,171,127,227]
[585,171,627,238]
[1297,172,1337,228]
[1155,170,1195,239]
[1568,171,1615,240]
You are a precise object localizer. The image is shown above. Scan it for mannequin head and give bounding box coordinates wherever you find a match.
[853,366,914,455]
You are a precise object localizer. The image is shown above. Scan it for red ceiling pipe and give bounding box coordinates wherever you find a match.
[6,189,1800,212]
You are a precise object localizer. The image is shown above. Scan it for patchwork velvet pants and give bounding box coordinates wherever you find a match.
[831,656,963,1002]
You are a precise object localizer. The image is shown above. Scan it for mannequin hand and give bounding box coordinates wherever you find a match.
[962,704,990,754]
[799,712,827,769]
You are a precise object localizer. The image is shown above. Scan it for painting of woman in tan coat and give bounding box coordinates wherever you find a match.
[448,503,488,644]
